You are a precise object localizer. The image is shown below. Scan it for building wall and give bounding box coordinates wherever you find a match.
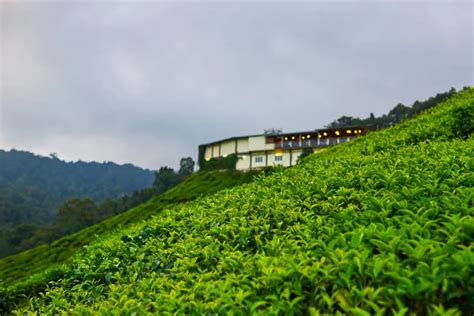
[234,149,306,171]
[236,154,251,171]
[204,146,213,160]
[206,141,323,170]
[248,136,275,152]
[274,151,290,167]
[250,151,266,169]
[203,131,362,170]
[291,150,303,166]
[237,138,249,153]
[211,144,219,158]
[220,140,236,156]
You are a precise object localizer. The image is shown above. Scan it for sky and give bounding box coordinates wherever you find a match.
[1,0,472,170]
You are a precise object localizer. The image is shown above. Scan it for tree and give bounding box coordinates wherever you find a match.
[153,167,181,194]
[53,198,98,236]
[367,112,376,124]
[452,103,474,139]
[6,224,38,248]
[388,103,411,122]
[178,157,195,176]
[327,116,363,128]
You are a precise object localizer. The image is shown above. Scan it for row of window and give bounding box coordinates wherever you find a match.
[254,155,283,163]
[281,137,352,147]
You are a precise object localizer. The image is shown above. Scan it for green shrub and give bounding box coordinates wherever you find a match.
[199,154,239,171]
[451,102,474,139]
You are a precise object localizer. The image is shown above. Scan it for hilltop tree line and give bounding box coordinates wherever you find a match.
[326,88,457,128]
[0,155,194,258]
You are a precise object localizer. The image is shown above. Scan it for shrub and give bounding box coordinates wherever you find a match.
[451,103,474,139]
[199,154,239,171]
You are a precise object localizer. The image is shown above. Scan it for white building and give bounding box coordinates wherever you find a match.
[199,126,370,171]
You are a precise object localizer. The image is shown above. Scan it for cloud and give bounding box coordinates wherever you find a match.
[1,0,472,169]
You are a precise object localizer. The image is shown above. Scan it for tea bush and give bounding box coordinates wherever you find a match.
[0,170,259,313]
[9,88,474,314]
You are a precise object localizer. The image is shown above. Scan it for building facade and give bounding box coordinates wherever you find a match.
[199,126,371,171]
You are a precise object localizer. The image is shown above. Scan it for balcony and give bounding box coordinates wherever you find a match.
[274,137,353,150]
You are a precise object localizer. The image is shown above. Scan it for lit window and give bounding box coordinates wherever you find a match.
[275,155,283,162]
[255,156,263,163]
[347,130,352,134]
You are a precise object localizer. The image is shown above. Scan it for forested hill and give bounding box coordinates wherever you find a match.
[0,149,154,228]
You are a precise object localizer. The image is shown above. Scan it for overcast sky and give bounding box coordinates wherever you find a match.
[1,0,472,170]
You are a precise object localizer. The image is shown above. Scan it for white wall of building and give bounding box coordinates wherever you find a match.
[211,144,219,158]
[251,152,266,169]
[203,135,323,171]
[204,146,213,160]
[202,129,364,171]
[236,138,249,153]
[234,150,305,171]
[236,154,250,171]
[292,150,303,166]
[220,140,236,156]
[248,136,264,152]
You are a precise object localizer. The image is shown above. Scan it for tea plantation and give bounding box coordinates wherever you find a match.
[0,170,260,310]
[5,88,474,314]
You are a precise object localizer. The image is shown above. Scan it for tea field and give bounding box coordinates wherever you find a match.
[0,169,260,311]
[4,88,474,314]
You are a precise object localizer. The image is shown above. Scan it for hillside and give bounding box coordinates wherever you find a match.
[3,88,474,314]
[0,150,156,257]
[0,150,154,228]
[0,169,260,312]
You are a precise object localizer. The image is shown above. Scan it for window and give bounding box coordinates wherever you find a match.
[275,155,283,162]
[255,156,263,163]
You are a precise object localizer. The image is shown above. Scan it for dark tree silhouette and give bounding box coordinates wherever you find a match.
[179,157,195,176]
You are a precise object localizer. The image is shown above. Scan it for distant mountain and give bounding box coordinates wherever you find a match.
[0,149,154,229]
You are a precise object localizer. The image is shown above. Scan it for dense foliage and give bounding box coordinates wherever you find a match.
[0,150,154,227]
[0,155,197,258]
[0,150,154,246]
[327,87,457,129]
[199,154,240,171]
[0,169,260,313]
[3,88,471,314]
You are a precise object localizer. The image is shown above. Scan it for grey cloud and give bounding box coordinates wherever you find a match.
[1,0,472,169]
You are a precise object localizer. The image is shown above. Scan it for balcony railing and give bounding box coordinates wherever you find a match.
[274,137,353,149]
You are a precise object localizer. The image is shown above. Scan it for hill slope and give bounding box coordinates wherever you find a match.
[0,150,154,229]
[0,169,260,309]
[6,88,474,314]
